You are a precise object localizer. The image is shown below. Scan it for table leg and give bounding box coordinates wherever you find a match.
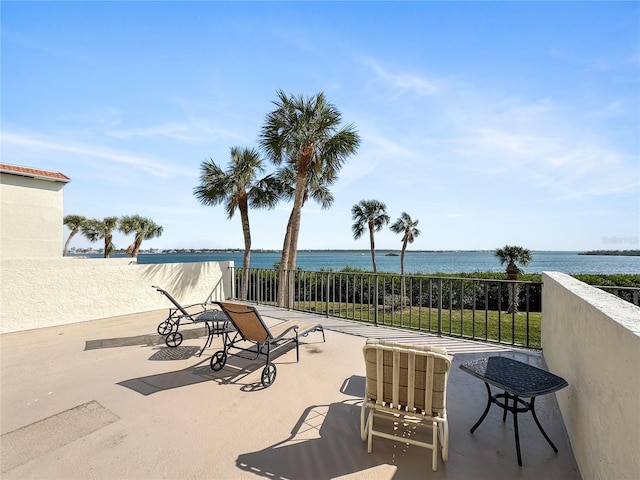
[470,382,493,433]
[502,391,509,422]
[530,397,559,452]
[196,321,214,357]
[513,394,522,466]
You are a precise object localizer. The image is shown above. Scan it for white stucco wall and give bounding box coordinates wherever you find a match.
[0,173,65,258]
[0,258,233,334]
[542,272,640,480]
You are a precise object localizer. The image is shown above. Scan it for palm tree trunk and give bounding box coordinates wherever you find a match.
[104,235,112,258]
[63,229,78,256]
[286,205,302,271]
[284,197,304,308]
[369,226,377,273]
[277,212,294,307]
[506,261,519,313]
[239,200,251,301]
[279,162,309,307]
[131,235,143,257]
[286,164,309,272]
[400,240,407,308]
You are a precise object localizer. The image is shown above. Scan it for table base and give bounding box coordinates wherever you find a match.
[471,382,559,466]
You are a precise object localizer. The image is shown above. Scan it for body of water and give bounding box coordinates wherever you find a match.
[122,250,640,275]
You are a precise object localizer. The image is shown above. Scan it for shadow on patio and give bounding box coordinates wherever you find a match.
[0,307,580,479]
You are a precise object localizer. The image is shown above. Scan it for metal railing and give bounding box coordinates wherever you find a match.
[233,268,544,349]
[595,285,640,306]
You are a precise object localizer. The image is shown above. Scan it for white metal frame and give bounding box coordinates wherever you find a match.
[360,340,451,472]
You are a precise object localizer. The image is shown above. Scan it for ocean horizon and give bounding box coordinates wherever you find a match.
[72,250,640,275]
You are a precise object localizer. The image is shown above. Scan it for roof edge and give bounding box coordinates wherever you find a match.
[0,163,71,183]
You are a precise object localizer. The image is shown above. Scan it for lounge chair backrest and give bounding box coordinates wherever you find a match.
[154,286,190,316]
[363,339,451,415]
[217,302,272,343]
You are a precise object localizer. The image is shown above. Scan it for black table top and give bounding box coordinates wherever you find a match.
[460,356,568,398]
[197,310,229,322]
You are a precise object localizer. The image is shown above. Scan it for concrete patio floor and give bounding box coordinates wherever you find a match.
[1,305,581,479]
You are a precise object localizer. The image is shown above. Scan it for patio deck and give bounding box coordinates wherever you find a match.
[0,304,581,479]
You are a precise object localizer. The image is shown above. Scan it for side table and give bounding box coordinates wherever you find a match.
[460,356,568,466]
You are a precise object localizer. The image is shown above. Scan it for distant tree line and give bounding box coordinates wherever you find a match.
[579,250,640,256]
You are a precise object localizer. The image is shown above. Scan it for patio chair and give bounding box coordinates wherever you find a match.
[210,301,325,387]
[153,286,232,355]
[361,338,452,472]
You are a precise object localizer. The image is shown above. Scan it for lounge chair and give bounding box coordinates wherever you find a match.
[153,286,232,355]
[210,301,325,387]
[361,338,452,472]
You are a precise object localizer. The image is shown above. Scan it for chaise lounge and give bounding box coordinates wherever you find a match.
[210,301,325,387]
[153,286,231,355]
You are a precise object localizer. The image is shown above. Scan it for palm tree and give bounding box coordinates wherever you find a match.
[119,215,163,257]
[351,199,390,273]
[390,212,420,277]
[390,212,420,306]
[494,245,533,313]
[62,214,87,256]
[260,90,360,306]
[81,217,119,258]
[193,147,280,300]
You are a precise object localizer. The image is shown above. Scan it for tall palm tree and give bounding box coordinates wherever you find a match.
[260,90,360,306]
[351,199,390,273]
[119,215,163,257]
[494,245,533,313]
[81,217,119,258]
[390,212,420,277]
[193,147,280,300]
[62,214,87,256]
[390,212,420,306]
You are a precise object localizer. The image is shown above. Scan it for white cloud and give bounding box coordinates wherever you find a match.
[105,124,197,141]
[1,131,195,178]
[440,93,639,199]
[363,58,440,96]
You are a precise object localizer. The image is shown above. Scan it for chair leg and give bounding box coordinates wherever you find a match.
[440,420,449,462]
[432,420,438,471]
[367,409,374,453]
[295,333,299,362]
[360,401,368,442]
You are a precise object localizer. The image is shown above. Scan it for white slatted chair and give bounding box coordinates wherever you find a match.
[361,339,452,471]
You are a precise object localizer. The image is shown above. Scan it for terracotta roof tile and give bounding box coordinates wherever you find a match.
[0,163,71,183]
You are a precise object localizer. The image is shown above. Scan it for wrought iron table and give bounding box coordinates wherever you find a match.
[460,356,568,466]
[196,309,235,357]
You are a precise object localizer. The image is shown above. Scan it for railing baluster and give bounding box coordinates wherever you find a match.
[437,278,443,337]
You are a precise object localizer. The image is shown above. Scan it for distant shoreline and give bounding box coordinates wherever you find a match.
[579,250,640,256]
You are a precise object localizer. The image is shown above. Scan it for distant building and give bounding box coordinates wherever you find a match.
[0,163,71,259]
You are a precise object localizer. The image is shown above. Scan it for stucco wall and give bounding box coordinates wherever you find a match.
[0,173,65,258]
[0,258,233,334]
[542,272,640,480]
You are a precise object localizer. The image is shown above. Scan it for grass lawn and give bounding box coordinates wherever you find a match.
[294,301,542,349]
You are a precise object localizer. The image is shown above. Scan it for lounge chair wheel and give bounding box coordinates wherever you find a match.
[157,320,174,335]
[261,363,277,387]
[165,331,183,348]
[210,351,227,371]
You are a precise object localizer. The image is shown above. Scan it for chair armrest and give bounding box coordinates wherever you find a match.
[268,325,299,344]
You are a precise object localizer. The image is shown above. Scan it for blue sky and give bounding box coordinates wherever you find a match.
[2,1,639,252]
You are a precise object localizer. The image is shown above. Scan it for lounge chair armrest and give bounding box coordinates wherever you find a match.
[269,325,299,343]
